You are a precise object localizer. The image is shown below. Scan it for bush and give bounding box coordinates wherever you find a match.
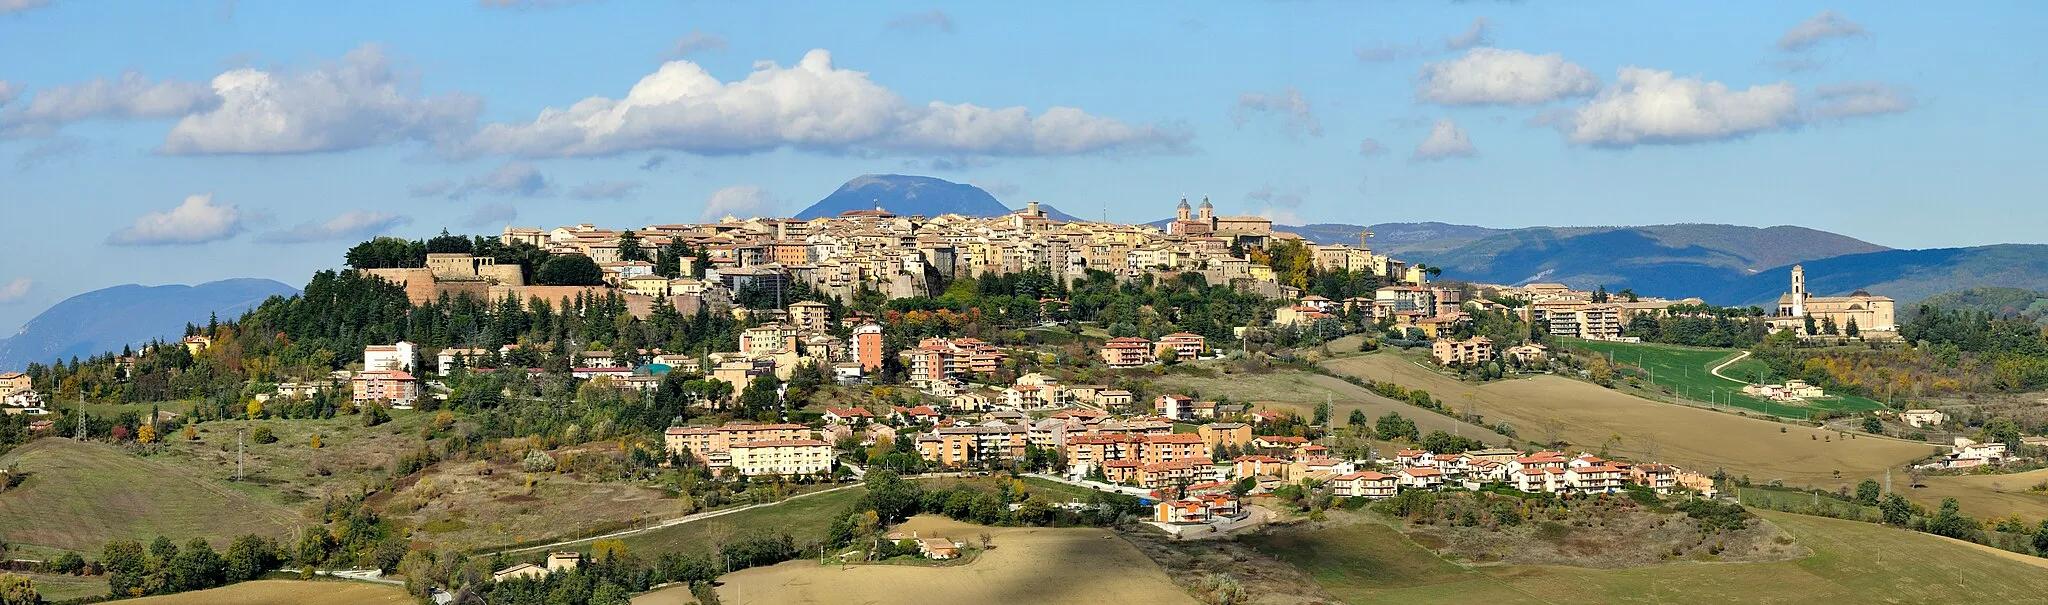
[250,426,277,444]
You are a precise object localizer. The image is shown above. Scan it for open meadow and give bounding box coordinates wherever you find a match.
[0,438,303,555]
[700,516,1195,605]
[604,484,871,557]
[1244,509,2048,604]
[116,579,411,604]
[1563,339,1888,417]
[1910,467,2048,521]
[1152,365,1513,447]
[1322,354,1930,488]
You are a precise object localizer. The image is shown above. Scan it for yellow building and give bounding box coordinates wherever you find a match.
[1770,265,1896,335]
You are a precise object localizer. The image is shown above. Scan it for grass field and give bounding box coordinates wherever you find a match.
[1564,339,1887,417]
[9,571,105,602]
[119,579,411,604]
[1152,367,1514,448]
[703,516,1195,605]
[0,439,304,555]
[1322,354,1928,488]
[606,485,870,557]
[1246,509,2048,604]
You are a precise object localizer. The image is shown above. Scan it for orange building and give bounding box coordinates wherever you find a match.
[853,324,884,372]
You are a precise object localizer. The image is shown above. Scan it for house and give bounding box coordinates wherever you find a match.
[1430,336,1493,366]
[1398,467,1445,489]
[1504,343,1547,365]
[918,537,961,559]
[1942,438,2008,469]
[182,335,212,354]
[1156,394,1216,420]
[788,300,832,334]
[1330,471,1398,499]
[1197,422,1253,450]
[437,348,491,375]
[1630,463,1678,493]
[1158,333,1206,361]
[727,439,835,476]
[1900,409,1945,428]
[739,324,799,357]
[1233,455,1287,480]
[351,370,418,408]
[1156,495,1241,524]
[890,405,944,425]
[572,367,633,381]
[493,563,546,582]
[1097,389,1134,408]
[363,341,417,372]
[823,407,875,424]
[0,372,29,398]
[1099,337,1155,368]
[547,552,581,572]
[578,350,619,368]
[1252,435,1307,451]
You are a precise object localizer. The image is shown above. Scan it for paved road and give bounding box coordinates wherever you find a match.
[1023,472,1154,498]
[490,482,865,556]
[318,569,405,586]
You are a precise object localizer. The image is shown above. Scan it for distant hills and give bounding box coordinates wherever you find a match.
[0,279,299,370]
[794,174,1087,222]
[1698,245,2048,307]
[1909,286,2048,325]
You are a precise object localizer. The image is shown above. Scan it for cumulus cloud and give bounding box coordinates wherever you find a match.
[256,210,412,244]
[0,73,220,138]
[0,80,20,107]
[1244,183,1306,208]
[1232,86,1322,137]
[108,194,246,246]
[1416,48,1600,106]
[667,30,727,58]
[570,180,643,201]
[0,0,49,14]
[1412,118,1476,161]
[700,185,778,221]
[887,9,955,33]
[1560,68,1798,147]
[458,49,1187,159]
[1812,82,1914,118]
[0,277,29,304]
[1777,10,1866,52]
[1444,18,1492,51]
[161,44,481,154]
[443,162,553,200]
[1358,138,1387,156]
[461,203,519,228]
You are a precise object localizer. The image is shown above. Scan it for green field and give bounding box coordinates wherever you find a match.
[1565,339,1886,418]
[1738,487,1877,521]
[1246,509,2048,604]
[608,485,871,557]
[0,439,305,556]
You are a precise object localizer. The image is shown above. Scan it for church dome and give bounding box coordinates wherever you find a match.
[1199,196,1214,209]
[1177,197,1191,210]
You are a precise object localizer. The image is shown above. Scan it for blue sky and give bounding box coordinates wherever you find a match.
[1,0,2043,332]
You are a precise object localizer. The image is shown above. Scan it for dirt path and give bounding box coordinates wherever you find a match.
[1709,350,1753,384]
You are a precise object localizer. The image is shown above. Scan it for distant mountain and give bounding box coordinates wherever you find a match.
[1396,224,1890,298]
[794,175,1011,219]
[0,279,299,370]
[1699,245,2048,307]
[1287,222,1507,256]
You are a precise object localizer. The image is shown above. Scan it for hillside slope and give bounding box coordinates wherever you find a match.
[1705,245,2048,307]
[0,278,298,369]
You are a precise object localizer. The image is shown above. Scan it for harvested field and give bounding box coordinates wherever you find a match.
[1323,354,1928,488]
[0,439,303,555]
[1244,509,2048,604]
[708,516,1195,605]
[119,579,411,604]
[1910,467,2048,521]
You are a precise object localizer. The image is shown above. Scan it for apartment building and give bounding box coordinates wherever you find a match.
[727,439,835,476]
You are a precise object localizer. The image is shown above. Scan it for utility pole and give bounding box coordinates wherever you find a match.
[236,428,245,481]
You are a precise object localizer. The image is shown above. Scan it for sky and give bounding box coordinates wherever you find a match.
[1,0,2044,332]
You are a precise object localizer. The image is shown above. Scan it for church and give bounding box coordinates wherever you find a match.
[1166,196,1275,241]
[1768,265,1896,336]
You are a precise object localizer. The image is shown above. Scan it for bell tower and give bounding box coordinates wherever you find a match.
[1790,264,1807,318]
[1176,196,1191,221]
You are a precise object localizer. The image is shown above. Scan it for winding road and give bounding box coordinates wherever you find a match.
[1708,350,1754,384]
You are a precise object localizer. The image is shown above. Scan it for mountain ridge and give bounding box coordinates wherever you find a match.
[0,278,300,370]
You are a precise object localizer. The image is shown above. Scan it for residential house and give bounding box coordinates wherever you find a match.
[363,341,417,372]
[1197,422,1253,450]
[1330,471,1399,499]
[1099,337,1155,368]
[1157,333,1206,361]
[437,348,491,375]
[351,370,418,408]
[1431,336,1493,366]
[727,439,835,476]
[1901,409,1946,428]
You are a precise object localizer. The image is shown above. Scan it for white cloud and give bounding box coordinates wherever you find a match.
[448,162,553,199]
[0,277,29,304]
[1561,68,1799,147]
[1777,10,1866,52]
[887,9,955,33]
[570,180,643,201]
[1812,82,1914,119]
[1416,48,1600,106]
[700,185,778,221]
[256,210,412,244]
[459,49,1186,158]
[1413,118,1476,161]
[1232,86,1322,137]
[1244,183,1306,208]
[1444,18,1492,51]
[1358,138,1386,156]
[108,194,246,246]
[0,80,20,107]
[462,203,519,228]
[668,30,728,58]
[0,73,219,138]
[161,44,481,154]
[0,0,49,14]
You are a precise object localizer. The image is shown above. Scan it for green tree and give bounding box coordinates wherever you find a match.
[1313,401,1331,427]
[425,229,473,255]
[1854,479,1881,506]
[0,574,40,605]
[2034,520,2048,557]
[1845,317,1860,338]
[224,535,278,583]
[1879,493,1913,525]
[536,254,604,286]
[170,537,225,592]
[1861,416,1883,434]
[101,539,146,597]
[1374,412,1419,441]
[1346,409,1368,432]
[617,230,649,263]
